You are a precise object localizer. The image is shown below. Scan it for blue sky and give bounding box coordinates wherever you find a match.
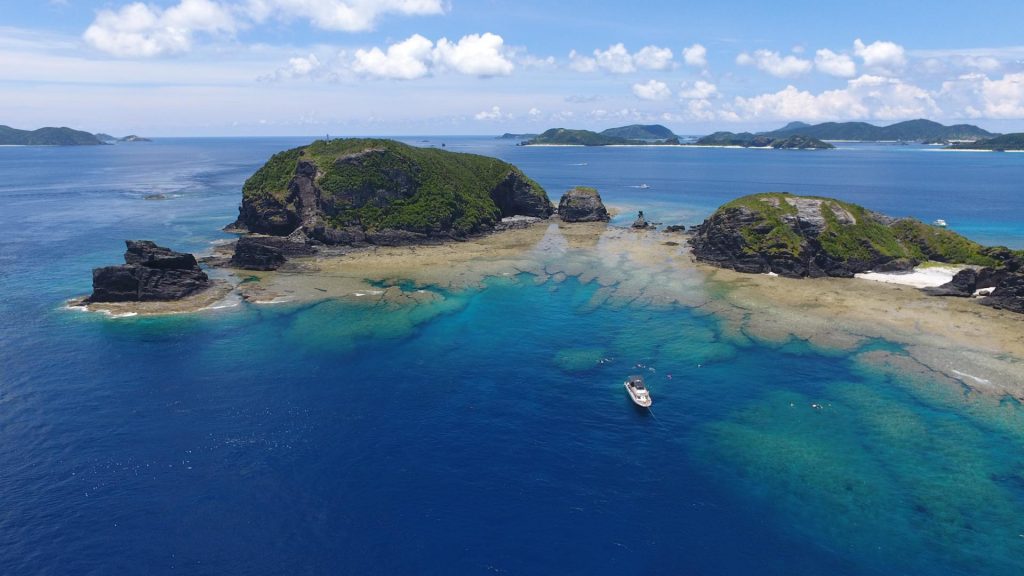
[2,0,1024,135]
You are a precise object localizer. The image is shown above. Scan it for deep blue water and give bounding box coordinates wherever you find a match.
[2,138,1023,575]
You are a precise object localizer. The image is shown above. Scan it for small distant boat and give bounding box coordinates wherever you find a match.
[638,184,651,189]
[624,375,652,408]
[933,219,948,227]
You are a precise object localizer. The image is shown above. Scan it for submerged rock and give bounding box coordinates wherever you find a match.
[664,225,686,233]
[88,240,210,302]
[557,187,609,222]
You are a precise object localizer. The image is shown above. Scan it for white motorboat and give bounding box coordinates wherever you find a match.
[933,219,947,227]
[624,375,652,408]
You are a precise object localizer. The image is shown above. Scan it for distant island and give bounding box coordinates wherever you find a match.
[756,119,994,142]
[693,132,834,149]
[498,133,538,140]
[523,124,680,146]
[0,125,103,146]
[948,133,1024,151]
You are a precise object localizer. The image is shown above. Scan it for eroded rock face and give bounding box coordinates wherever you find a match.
[88,240,210,302]
[229,235,316,271]
[492,171,555,219]
[557,187,609,222]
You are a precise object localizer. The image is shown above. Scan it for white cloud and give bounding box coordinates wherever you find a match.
[736,49,812,77]
[568,49,597,72]
[814,48,856,77]
[632,79,671,100]
[433,33,514,76]
[244,0,446,32]
[853,38,906,75]
[728,74,938,121]
[634,45,674,70]
[528,107,542,117]
[941,72,1024,118]
[474,105,509,120]
[352,33,433,79]
[350,33,513,79]
[84,0,236,57]
[682,43,707,67]
[569,43,674,73]
[84,0,447,56]
[594,43,635,73]
[678,80,717,99]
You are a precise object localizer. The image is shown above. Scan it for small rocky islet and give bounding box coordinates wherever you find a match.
[82,139,1024,315]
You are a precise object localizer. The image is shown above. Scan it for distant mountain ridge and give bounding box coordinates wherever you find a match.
[761,119,994,142]
[694,132,834,149]
[523,124,679,146]
[0,125,103,146]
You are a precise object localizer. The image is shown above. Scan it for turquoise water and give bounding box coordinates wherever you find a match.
[1,138,1023,574]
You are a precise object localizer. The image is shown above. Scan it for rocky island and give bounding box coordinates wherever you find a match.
[0,125,103,146]
[523,125,679,146]
[85,240,212,302]
[689,192,1024,312]
[692,132,834,149]
[557,187,610,222]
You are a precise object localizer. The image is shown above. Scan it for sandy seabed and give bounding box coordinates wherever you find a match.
[81,218,1024,400]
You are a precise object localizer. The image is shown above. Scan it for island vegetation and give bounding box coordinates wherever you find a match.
[522,124,679,146]
[233,138,553,251]
[693,132,834,149]
[0,125,103,146]
[758,119,994,142]
[947,133,1024,151]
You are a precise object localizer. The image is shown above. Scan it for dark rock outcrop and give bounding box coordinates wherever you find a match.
[557,187,609,222]
[229,235,316,270]
[664,225,686,233]
[88,240,211,302]
[632,211,651,229]
[923,268,978,297]
[978,273,1024,313]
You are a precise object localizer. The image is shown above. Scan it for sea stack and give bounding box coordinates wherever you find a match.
[87,240,211,302]
[557,187,610,222]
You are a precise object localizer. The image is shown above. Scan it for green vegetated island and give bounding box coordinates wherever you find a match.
[948,133,1024,151]
[522,124,680,146]
[231,138,553,246]
[0,124,150,145]
[689,192,1024,312]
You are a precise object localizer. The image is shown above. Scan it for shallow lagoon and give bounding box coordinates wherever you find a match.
[1,138,1023,574]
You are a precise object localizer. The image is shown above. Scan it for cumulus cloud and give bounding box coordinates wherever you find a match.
[853,38,906,75]
[729,74,938,121]
[84,0,236,57]
[352,34,433,79]
[84,0,447,56]
[941,72,1024,118]
[736,49,811,77]
[351,33,514,79]
[814,48,856,77]
[678,80,717,99]
[594,43,635,73]
[634,45,674,70]
[682,43,707,67]
[632,79,671,100]
[433,33,514,76]
[569,43,674,73]
[528,107,542,117]
[474,105,510,120]
[568,49,597,72]
[244,0,446,32]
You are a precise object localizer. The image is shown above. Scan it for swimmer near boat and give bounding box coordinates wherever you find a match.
[624,375,652,408]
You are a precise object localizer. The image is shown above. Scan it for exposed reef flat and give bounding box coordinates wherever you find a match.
[215,221,1024,399]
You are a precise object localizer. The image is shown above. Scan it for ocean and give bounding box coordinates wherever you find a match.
[1,138,1022,575]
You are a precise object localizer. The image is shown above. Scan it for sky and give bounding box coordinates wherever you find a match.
[2,0,1024,136]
